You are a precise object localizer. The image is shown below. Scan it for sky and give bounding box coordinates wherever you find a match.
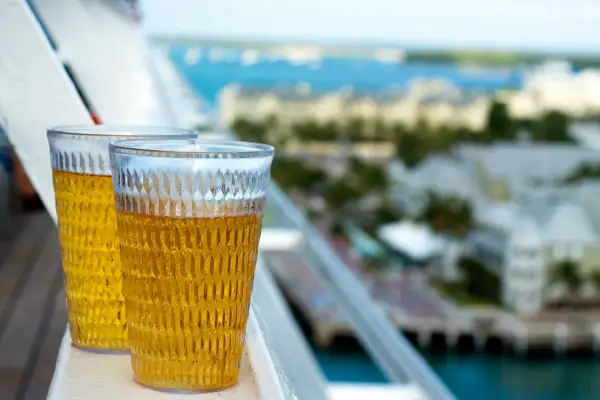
[141,0,600,53]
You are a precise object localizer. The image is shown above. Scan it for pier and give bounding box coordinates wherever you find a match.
[263,248,600,356]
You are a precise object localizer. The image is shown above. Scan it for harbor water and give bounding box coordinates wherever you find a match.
[315,346,600,400]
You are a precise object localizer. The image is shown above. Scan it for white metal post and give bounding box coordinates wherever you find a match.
[0,0,92,221]
[33,0,170,125]
[32,0,135,123]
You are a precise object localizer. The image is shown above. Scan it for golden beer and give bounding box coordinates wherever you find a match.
[53,170,127,351]
[48,125,197,353]
[110,138,273,392]
[116,211,263,391]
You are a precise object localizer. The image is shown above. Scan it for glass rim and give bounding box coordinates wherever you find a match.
[47,124,197,140]
[109,139,274,159]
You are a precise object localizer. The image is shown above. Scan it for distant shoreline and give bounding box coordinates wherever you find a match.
[151,35,600,67]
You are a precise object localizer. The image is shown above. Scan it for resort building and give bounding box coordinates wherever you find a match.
[500,62,600,119]
[220,63,600,140]
[219,80,493,133]
[388,142,600,314]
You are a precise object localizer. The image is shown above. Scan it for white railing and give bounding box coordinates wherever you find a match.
[252,257,330,400]
[269,184,455,400]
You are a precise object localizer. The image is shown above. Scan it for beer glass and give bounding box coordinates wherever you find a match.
[48,126,197,353]
[110,139,273,392]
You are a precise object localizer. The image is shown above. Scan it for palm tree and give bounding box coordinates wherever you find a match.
[552,260,583,295]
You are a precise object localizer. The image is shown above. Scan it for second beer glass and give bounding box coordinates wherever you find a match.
[110,139,274,392]
[48,125,197,353]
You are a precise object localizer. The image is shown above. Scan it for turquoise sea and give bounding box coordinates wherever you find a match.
[171,45,600,400]
[314,346,600,400]
[169,46,525,105]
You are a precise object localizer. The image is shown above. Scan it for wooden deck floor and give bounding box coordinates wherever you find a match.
[0,211,66,400]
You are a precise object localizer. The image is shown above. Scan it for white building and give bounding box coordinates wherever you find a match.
[467,198,600,315]
[503,209,545,313]
[501,62,600,119]
[377,220,444,264]
[388,142,600,314]
[219,79,492,132]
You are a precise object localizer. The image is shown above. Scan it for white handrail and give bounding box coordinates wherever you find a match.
[268,183,457,400]
[253,257,330,400]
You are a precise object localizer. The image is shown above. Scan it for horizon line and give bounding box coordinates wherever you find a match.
[147,33,600,57]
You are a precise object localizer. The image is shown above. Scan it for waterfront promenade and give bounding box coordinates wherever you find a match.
[264,241,600,355]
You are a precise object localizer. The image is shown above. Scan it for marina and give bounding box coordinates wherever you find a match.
[264,247,600,356]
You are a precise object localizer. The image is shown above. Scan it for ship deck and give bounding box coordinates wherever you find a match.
[0,211,65,400]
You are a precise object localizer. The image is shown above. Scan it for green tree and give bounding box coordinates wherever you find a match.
[292,120,340,141]
[295,167,327,192]
[231,118,266,142]
[271,158,326,192]
[292,120,321,141]
[414,119,432,136]
[485,101,513,140]
[563,162,600,184]
[391,123,408,142]
[532,111,572,142]
[396,133,429,167]
[270,159,301,190]
[375,202,403,225]
[263,114,280,132]
[321,121,340,141]
[323,180,361,210]
[552,260,582,294]
[350,160,387,193]
[346,117,367,141]
[417,192,473,237]
[458,257,500,301]
[373,119,390,140]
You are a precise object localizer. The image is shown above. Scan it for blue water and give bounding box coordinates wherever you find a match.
[313,346,600,400]
[314,348,388,383]
[426,354,600,400]
[169,46,525,106]
[172,46,599,400]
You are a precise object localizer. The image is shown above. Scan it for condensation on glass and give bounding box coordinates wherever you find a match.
[109,138,274,392]
[47,125,196,353]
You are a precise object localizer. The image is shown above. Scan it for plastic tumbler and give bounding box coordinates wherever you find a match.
[48,125,197,353]
[109,139,274,391]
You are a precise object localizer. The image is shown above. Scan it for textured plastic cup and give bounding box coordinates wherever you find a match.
[48,125,197,353]
[110,138,274,392]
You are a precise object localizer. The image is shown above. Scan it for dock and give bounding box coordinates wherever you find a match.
[265,251,353,346]
[264,243,600,356]
[0,211,66,400]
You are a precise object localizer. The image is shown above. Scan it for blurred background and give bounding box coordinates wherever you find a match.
[2,1,600,399]
[146,1,600,399]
